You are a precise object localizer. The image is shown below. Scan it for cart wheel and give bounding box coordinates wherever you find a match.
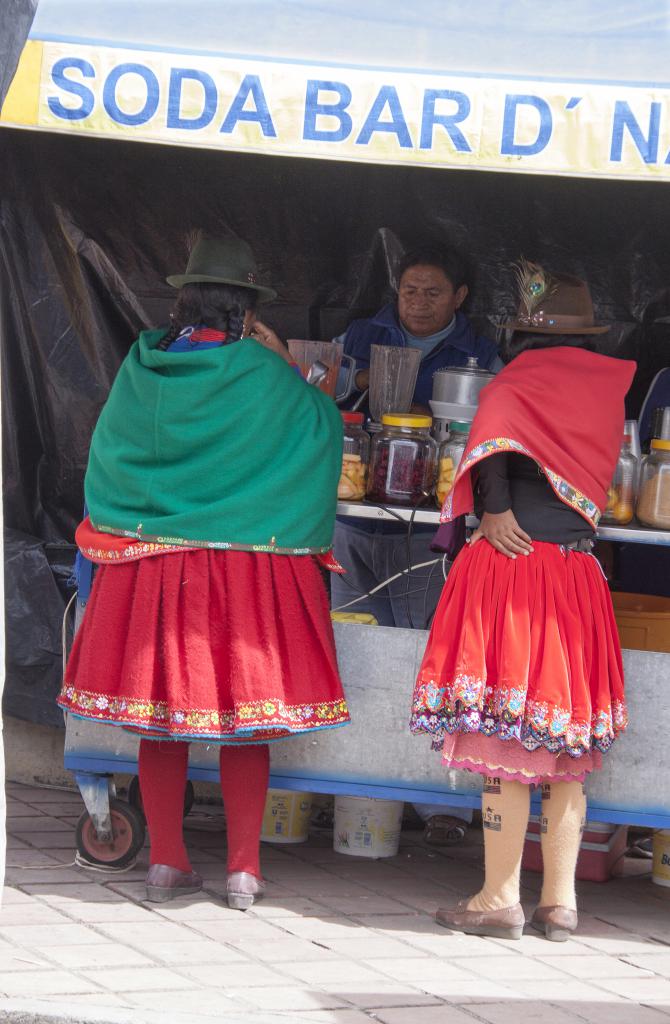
[128,775,195,818]
[76,798,145,868]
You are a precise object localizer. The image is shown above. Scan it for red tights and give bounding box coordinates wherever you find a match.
[138,739,269,879]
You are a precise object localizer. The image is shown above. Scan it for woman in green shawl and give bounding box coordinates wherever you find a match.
[59,237,349,909]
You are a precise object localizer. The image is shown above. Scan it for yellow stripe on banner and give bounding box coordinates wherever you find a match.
[1,40,44,126]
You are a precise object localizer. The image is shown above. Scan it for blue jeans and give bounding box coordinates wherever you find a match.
[331,521,446,629]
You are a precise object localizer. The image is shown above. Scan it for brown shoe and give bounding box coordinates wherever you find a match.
[423,814,468,847]
[435,899,524,940]
[531,905,578,942]
[146,864,203,903]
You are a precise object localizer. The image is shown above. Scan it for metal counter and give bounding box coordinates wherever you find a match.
[337,500,670,545]
[65,625,670,829]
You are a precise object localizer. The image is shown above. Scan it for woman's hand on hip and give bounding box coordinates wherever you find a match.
[248,319,293,363]
[468,510,534,559]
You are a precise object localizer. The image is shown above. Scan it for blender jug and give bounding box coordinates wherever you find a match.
[287,340,355,400]
[368,345,422,422]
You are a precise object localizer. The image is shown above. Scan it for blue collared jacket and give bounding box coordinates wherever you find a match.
[342,303,501,410]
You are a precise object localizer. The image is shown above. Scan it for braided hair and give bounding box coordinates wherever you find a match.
[157,282,258,350]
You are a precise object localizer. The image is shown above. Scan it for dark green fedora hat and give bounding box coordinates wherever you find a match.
[167,237,277,302]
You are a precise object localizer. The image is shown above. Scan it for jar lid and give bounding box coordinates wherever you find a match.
[341,411,364,425]
[434,356,493,379]
[449,420,471,432]
[382,413,432,428]
[651,438,670,451]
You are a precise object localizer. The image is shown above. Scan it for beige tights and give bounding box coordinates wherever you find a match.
[467,776,586,914]
[538,780,586,911]
[468,777,530,912]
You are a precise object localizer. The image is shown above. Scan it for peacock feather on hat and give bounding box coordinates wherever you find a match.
[513,258,557,320]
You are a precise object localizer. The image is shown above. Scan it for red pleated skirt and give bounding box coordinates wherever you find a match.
[59,550,350,743]
[410,540,626,783]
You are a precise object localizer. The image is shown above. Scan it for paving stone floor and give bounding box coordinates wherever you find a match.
[1,781,669,1024]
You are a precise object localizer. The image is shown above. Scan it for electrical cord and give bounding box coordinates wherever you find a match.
[333,499,440,619]
[403,490,433,630]
[331,548,404,610]
[386,498,419,629]
[422,554,443,631]
[334,501,409,608]
[424,555,453,629]
[404,503,418,629]
[330,534,438,612]
[331,558,439,612]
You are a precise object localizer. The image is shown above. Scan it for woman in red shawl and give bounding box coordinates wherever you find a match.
[411,263,635,941]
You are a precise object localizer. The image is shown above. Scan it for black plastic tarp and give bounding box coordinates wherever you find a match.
[2,125,670,724]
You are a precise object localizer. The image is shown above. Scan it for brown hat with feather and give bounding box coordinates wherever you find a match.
[505,259,608,335]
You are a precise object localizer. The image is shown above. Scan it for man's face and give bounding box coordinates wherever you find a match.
[397,264,468,338]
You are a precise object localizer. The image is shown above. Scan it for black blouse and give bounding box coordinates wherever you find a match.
[474,453,593,545]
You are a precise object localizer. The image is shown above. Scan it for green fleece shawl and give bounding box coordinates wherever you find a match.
[85,330,343,554]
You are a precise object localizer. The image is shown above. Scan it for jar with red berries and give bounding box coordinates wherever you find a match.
[366,413,437,506]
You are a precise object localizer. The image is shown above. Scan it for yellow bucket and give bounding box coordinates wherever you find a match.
[652,829,670,887]
[330,611,379,625]
[260,788,312,844]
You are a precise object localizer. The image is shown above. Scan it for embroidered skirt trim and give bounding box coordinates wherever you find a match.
[410,673,628,758]
[58,685,350,743]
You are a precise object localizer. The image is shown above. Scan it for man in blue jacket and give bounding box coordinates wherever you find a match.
[332,244,501,846]
[339,244,501,413]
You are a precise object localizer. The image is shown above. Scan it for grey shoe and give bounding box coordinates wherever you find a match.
[146,864,203,903]
[227,871,266,911]
[436,898,525,940]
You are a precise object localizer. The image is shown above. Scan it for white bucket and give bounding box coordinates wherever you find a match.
[652,829,670,887]
[260,789,312,844]
[333,796,403,859]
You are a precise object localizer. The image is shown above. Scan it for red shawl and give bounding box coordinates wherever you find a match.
[441,347,636,527]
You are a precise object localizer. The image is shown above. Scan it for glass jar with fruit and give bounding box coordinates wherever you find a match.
[601,434,638,525]
[366,413,437,506]
[337,411,370,501]
[435,421,470,508]
[636,439,670,529]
